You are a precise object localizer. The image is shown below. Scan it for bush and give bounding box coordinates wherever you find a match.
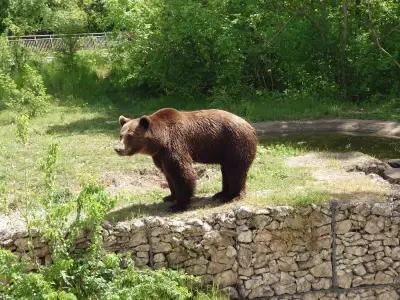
[0,37,51,117]
[0,65,51,117]
[40,50,110,104]
[106,0,400,99]
[0,142,225,300]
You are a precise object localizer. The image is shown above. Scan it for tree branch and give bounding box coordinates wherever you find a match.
[368,6,400,70]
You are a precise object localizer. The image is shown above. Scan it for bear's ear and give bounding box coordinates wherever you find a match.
[139,116,151,130]
[119,115,130,126]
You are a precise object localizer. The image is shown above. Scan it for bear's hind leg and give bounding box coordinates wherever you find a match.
[218,163,249,203]
[212,164,230,201]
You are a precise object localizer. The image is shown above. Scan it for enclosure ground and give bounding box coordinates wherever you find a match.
[1,104,399,221]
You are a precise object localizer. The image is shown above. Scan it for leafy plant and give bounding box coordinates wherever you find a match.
[0,136,225,300]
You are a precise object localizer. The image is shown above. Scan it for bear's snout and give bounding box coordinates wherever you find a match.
[114,144,125,155]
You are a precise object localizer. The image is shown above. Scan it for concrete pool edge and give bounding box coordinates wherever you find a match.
[253,119,400,139]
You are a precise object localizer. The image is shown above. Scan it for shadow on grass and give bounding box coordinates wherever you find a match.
[106,196,222,223]
[46,116,118,135]
[260,133,400,159]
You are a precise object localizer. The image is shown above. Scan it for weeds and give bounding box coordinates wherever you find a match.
[0,121,226,299]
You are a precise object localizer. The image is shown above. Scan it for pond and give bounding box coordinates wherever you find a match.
[259,133,400,160]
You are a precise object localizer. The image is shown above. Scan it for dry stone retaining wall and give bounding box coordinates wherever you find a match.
[1,201,400,299]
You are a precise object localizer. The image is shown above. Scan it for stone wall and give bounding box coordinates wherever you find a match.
[1,201,400,299]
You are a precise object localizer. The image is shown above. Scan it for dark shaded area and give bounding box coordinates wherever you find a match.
[106,196,221,223]
[46,116,117,135]
[260,133,400,159]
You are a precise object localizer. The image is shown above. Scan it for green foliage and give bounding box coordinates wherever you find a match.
[105,0,400,99]
[2,0,104,35]
[0,246,221,300]
[40,50,109,103]
[2,0,399,100]
[0,138,224,300]
[15,113,29,145]
[0,37,51,117]
[9,64,51,117]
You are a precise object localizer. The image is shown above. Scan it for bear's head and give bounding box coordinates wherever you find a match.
[114,115,152,156]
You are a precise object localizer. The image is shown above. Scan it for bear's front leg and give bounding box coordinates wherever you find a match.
[153,155,175,203]
[163,175,175,203]
[163,157,196,212]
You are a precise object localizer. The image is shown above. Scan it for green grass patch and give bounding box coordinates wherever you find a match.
[0,95,397,216]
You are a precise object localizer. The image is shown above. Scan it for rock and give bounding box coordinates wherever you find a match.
[384,168,400,184]
[186,264,207,276]
[345,156,389,176]
[250,215,272,229]
[280,272,295,285]
[345,246,368,256]
[214,270,237,287]
[375,271,394,284]
[387,159,400,168]
[237,231,252,243]
[128,231,147,247]
[153,253,165,263]
[208,262,229,274]
[226,245,237,258]
[221,287,239,299]
[273,282,296,295]
[239,267,253,277]
[270,239,287,252]
[353,264,367,276]
[278,257,298,272]
[296,277,311,293]
[391,247,400,260]
[372,203,393,217]
[365,216,385,234]
[14,238,30,251]
[244,278,263,290]
[315,237,331,249]
[254,230,272,242]
[336,220,352,234]
[310,262,332,278]
[211,249,235,265]
[152,242,172,253]
[248,286,273,299]
[238,247,252,268]
[114,222,131,233]
[202,230,222,246]
[263,273,279,285]
[377,290,400,300]
[236,206,253,219]
[167,250,188,266]
[282,217,305,230]
[312,278,331,290]
[337,269,352,288]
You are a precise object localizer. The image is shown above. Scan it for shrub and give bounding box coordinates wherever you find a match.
[0,142,225,300]
[0,37,51,117]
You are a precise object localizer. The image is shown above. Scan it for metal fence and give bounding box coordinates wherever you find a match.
[7,32,110,52]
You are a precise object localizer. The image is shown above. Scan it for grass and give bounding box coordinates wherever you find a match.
[1,50,398,217]
[97,93,400,123]
[1,102,392,220]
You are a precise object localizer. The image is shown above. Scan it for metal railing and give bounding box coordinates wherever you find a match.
[8,32,110,52]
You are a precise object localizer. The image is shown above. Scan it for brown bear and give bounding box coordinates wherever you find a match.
[114,108,257,211]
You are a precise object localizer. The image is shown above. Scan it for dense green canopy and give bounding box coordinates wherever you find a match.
[1,0,399,99]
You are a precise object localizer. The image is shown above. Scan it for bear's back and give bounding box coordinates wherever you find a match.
[150,108,256,164]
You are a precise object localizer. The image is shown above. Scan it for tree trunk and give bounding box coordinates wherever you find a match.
[339,0,349,100]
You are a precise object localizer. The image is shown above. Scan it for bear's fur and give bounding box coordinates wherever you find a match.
[114,108,257,211]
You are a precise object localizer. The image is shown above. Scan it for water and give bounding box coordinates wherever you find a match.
[259,133,400,159]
